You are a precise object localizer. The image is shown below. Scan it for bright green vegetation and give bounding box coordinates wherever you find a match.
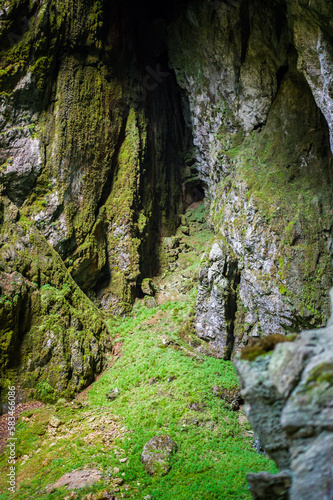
[0,204,277,499]
[87,301,278,499]
[0,301,277,500]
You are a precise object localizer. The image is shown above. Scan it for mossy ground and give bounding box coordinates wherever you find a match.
[0,204,277,499]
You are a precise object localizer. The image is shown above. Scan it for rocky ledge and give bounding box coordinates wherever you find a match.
[235,290,333,500]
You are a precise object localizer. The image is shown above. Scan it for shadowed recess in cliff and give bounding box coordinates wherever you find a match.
[109,0,201,281]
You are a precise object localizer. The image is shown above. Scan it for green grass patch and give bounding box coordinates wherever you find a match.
[0,208,277,499]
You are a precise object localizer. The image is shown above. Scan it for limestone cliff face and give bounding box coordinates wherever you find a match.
[1,0,333,403]
[167,0,333,358]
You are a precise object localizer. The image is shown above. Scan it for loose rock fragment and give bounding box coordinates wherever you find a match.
[142,435,177,476]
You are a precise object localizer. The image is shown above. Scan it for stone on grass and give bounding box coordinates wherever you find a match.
[47,469,103,492]
[55,397,68,408]
[107,388,119,401]
[149,377,159,385]
[49,415,62,428]
[82,491,113,500]
[141,435,177,476]
[144,296,157,308]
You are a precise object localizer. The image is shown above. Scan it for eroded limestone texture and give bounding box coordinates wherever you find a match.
[167,0,333,357]
[0,197,110,400]
[235,290,333,500]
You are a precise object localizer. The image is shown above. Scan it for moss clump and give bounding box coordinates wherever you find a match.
[240,334,297,361]
[307,362,333,386]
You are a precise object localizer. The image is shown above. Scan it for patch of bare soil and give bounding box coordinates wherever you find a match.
[0,401,45,454]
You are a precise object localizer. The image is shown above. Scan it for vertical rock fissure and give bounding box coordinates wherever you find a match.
[224,261,241,360]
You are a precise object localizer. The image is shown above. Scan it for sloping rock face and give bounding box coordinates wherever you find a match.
[235,291,333,499]
[168,0,333,357]
[0,196,110,400]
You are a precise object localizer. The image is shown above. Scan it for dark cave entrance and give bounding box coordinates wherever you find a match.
[185,183,206,207]
[93,0,207,303]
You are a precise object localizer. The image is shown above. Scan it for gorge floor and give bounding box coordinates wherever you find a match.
[0,204,277,500]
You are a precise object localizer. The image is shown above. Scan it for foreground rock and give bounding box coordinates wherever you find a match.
[47,469,103,492]
[141,435,177,476]
[247,471,291,500]
[234,290,333,499]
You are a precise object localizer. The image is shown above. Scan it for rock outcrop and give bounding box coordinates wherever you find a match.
[196,240,239,358]
[0,196,110,401]
[168,0,333,357]
[235,290,333,499]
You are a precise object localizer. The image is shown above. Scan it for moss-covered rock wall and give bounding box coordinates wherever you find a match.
[0,196,110,400]
[0,0,192,394]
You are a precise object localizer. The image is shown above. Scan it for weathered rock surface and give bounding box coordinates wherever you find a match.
[0,196,110,399]
[47,469,103,492]
[196,241,239,358]
[141,278,155,297]
[141,435,177,477]
[235,290,333,499]
[247,471,291,500]
[168,0,333,356]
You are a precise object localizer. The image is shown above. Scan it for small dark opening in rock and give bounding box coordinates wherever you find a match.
[191,185,205,202]
[276,64,289,87]
[185,183,206,206]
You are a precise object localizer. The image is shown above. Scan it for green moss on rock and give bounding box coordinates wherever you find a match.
[240,334,297,362]
[0,196,111,401]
